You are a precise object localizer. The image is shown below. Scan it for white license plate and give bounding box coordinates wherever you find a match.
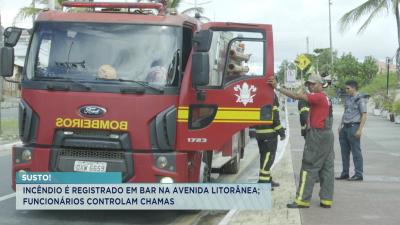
[73,161,107,172]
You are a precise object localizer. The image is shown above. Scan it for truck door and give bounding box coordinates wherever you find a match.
[176,22,275,151]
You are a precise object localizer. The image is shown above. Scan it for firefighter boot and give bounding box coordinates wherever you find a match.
[271,180,280,188]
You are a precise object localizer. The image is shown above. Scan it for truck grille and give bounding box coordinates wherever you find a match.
[70,129,113,138]
[50,148,134,182]
[59,149,125,159]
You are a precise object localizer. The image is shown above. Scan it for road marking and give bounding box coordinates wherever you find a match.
[218,99,290,225]
[217,209,238,225]
[0,193,16,202]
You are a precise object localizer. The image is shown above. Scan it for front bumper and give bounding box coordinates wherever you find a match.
[12,145,191,190]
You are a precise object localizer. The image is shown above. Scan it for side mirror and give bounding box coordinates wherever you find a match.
[192,30,213,52]
[191,52,209,86]
[3,27,22,47]
[0,47,15,77]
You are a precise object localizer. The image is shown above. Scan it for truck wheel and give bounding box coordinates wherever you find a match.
[199,151,212,182]
[221,154,240,174]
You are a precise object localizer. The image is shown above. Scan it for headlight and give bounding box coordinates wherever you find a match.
[160,177,174,183]
[156,156,168,169]
[21,149,32,161]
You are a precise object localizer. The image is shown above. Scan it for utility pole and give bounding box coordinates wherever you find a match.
[328,0,333,74]
[387,57,391,96]
[306,36,309,54]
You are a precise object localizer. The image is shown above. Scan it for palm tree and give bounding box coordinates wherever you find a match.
[339,0,400,88]
[14,0,65,26]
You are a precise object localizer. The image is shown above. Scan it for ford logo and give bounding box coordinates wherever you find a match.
[79,105,106,118]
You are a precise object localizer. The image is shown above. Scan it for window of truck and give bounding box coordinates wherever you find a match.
[206,31,264,87]
[26,22,181,88]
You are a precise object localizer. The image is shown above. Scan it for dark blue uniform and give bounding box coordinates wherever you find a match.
[255,95,285,186]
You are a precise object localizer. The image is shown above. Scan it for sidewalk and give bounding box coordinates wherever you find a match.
[226,103,400,225]
[1,96,19,109]
[226,142,301,225]
[288,103,400,225]
[224,102,301,225]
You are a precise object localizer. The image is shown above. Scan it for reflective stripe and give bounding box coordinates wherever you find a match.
[259,176,271,181]
[300,107,310,113]
[177,109,189,120]
[273,106,278,111]
[297,170,308,202]
[256,129,275,134]
[262,152,270,171]
[301,125,307,129]
[259,169,270,175]
[177,106,273,124]
[294,199,310,206]
[273,124,283,131]
[321,199,333,206]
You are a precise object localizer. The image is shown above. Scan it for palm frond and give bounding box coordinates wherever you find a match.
[169,0,182,8]
[181,7,204,15]
[339,0,388,33]
[199,15,211,22]
[15,7,42,20]
[358,0,389,33]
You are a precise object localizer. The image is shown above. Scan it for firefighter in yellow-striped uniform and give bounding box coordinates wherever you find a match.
[298,99,310,138]
[255,94,286,188]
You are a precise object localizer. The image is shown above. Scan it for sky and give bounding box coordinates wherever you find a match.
[0,0,397,67]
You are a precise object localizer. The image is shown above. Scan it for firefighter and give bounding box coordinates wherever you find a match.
[255,94,286,188]
[268,73,334,209]
[97,64,117,80]
[146,59,167,85]
[298,99,310,138]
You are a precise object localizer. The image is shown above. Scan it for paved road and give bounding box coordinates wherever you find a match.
[288,103,400,225]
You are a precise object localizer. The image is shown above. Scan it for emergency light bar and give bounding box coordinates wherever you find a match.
[62,1,166,15]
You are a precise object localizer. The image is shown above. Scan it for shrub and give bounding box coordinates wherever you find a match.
[392,101,400,115]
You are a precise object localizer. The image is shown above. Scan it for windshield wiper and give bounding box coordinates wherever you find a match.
[36,76,91,91]
[55,60,86,70]
[97,78,164,93]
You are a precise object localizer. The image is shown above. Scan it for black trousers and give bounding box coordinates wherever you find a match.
[256,135,278,183]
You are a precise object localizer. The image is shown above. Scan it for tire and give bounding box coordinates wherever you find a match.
[221,155,240,174]
[221,137,242,174]
[200,151,212,182]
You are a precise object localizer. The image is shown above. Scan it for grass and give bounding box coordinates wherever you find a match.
[0,119,19,139]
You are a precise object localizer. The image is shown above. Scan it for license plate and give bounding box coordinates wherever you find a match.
[74,161,107,172]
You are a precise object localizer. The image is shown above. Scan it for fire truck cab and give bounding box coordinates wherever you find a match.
[0,2,275,187]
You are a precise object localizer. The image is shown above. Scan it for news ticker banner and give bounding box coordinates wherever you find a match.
[16,172,271,210]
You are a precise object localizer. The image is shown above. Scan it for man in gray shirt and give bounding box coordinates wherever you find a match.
[336,80,367,181]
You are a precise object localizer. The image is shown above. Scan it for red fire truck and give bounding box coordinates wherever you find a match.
[0,1,275,187]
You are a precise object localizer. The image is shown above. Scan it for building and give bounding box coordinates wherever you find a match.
[377,60,396,74]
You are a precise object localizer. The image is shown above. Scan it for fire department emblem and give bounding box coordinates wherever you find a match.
[233,82,257,106]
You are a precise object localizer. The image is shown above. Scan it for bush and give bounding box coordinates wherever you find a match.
[372,94,385,109]
[360,72,398,96]
[382,95,395,112]
[393,101,400,115]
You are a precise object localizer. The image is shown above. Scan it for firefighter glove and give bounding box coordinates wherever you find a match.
[278,128,286,141]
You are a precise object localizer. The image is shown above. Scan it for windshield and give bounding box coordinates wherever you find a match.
[26,22,181,87]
